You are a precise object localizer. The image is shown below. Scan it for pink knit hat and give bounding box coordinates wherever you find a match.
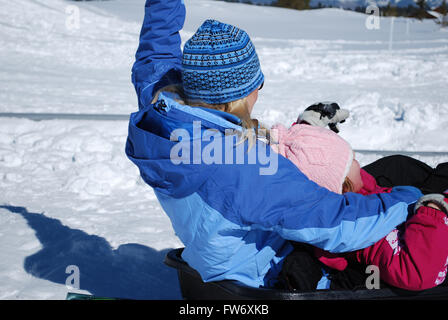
[271,124,353,194]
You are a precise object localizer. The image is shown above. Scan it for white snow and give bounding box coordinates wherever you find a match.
[0,0,447,299]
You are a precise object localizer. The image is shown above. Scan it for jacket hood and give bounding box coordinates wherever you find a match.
[125,92,243,198]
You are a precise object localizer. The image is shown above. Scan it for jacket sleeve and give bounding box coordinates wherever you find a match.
[356,206,448,290]
[358,168,392,195]
[212,143,423,253]
[132,0,185,109]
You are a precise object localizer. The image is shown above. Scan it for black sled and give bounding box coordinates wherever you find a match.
[164,248,448,300]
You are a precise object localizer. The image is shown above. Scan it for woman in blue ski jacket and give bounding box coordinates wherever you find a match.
[125,0,422,288]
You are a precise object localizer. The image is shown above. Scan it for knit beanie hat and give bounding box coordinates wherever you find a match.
[182,19,264,104]
[271,124,354,194]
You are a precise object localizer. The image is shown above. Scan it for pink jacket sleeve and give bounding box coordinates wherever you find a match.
[358,169,392,195]
[355,205,448,290]
[317,168,448,291]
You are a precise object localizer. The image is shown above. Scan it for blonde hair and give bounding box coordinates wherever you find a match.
[152,85,266,148]
[342,177,354,194]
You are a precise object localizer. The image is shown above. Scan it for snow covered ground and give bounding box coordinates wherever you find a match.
[0,0,447,300]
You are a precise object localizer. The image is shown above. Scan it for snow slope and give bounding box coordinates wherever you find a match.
[0,0,447,299]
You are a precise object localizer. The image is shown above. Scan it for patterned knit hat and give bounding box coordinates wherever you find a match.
[182,19,264,104]
[271,124,354,194]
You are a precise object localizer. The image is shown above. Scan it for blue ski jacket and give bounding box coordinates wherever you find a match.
[125,0,422,288]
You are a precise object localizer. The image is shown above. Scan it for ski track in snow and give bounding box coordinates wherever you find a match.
[0,0,447,299]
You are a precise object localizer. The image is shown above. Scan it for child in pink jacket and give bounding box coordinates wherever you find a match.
[271,122,448,291]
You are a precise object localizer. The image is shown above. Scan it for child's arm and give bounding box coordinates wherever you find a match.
[132,0,185,109]
[359,168,392,195]
[356,200,448,290]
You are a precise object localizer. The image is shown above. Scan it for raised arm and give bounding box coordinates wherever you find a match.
[132,0,186,109]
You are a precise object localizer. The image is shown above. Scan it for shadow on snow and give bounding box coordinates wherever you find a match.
[0,205,182,300]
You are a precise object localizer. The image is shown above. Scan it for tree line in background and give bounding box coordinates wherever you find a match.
[220,0,448,24]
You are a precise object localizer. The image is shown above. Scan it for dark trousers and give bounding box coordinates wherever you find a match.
[363,155,448,194]
[279,155,448,291]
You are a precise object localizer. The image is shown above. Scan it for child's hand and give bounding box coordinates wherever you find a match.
[297,102,349,133]
[415,194,448,215]
[427,202,445,211]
